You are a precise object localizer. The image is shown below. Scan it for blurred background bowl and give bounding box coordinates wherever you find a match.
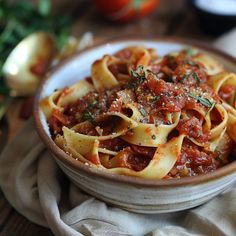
[191,0,236,36]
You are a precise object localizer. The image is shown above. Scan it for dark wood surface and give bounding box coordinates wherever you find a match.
[0,1,215,235]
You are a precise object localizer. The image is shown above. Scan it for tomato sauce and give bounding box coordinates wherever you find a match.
[168,141,219,178]
[218,85,235,103]
[48,50,234,177]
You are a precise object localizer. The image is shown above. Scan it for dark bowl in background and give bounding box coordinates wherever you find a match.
[191,0,236,36]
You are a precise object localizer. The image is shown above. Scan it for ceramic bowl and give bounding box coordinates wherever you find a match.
[34,37,236,213]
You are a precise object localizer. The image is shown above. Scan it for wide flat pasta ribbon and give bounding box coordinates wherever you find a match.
[91,55,120,90]
[208,72,236,107]
[57,80,95,106]
[222,102,236,142]
[61,112,138,157]
[40,80,95,119]
[193,53,224,75]
[108,134,185,179]
[40,90,62,119]
[122,112,181,147]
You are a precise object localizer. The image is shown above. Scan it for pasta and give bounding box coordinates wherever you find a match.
[41,46,236,179]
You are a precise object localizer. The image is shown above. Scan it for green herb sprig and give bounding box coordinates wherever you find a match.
[189,92,216,115]
[81,110,95,123]
[81,100,98,123]
[189,92,212,107]
[182,72,200,83]
[128,65,146,90]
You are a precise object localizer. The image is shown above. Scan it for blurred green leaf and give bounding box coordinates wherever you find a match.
[38,0,51,17]
[0,0,73,119]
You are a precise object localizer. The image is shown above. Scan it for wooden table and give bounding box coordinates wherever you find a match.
[0,0,215,235]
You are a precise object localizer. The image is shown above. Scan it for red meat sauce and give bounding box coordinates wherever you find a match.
[166,140,220,178]
[218,85,235,104]
[47,52,229,177]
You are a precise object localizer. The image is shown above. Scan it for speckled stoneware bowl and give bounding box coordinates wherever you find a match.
[34,37,236,213]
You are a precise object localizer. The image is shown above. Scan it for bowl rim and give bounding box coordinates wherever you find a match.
[34,35,236,188]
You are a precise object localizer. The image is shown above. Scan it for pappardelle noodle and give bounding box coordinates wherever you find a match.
[41,46,236,179]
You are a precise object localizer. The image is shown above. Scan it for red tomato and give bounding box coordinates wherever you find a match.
[92,0,159,23]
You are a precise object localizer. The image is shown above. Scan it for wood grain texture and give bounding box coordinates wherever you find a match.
[0,191,13,231]
[0,200,53,236]
[0,0,214,235]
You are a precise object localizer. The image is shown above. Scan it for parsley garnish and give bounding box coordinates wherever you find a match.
[128,65,147,90]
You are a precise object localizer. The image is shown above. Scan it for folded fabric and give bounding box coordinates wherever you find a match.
[0,119,236,236]
[0,119,181,235]
[1,32,236,235]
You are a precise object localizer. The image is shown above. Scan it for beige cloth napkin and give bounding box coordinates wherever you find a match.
[1,119,236,236]
[0,31,236,236]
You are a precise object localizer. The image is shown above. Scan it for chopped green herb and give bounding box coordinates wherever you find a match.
[131,65,144,77]
[189,92,213,108]
[82,110,94,123]
[186,60,198,67]
[88,100,97,109]
[192,72,200,83]
[151,134,156,140]
[128,65,147,90]
[82,100,98,123]
[182,73,190,82]
[140,107,147,116]
[206,101,216,116]
[154,95,161,101]
[182,72,200,83]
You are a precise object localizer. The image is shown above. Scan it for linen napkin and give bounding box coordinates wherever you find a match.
[1,119,236,236]
[1,30,236,236]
